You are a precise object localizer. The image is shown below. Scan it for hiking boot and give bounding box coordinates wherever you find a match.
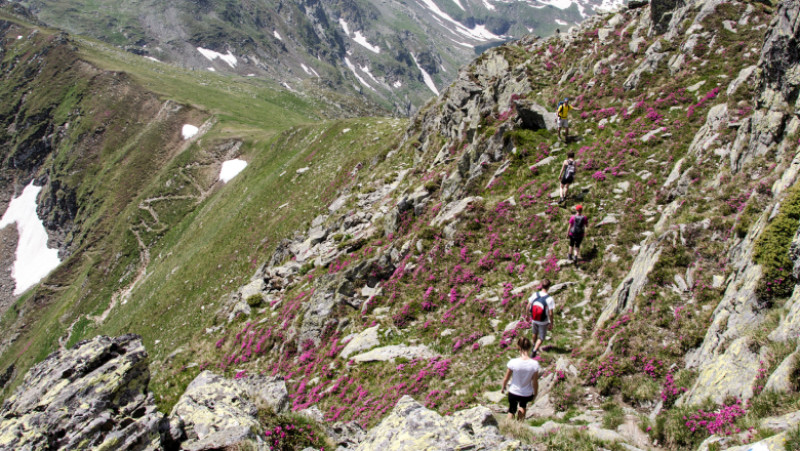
[531,349,538,358]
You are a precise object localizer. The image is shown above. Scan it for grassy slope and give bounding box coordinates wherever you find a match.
[0,13,405,407]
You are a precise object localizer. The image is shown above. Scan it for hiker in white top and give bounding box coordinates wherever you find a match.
[527,279,555,358]
[501,337,540,421]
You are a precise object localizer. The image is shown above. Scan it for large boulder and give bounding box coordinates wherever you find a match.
[354,395,521,451]
[515,100,556,131]
[169,370,288,451]
[0,334,167,451]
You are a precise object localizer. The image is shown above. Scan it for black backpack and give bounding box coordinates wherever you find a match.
[563,160,576,183]
[571,214,585,236]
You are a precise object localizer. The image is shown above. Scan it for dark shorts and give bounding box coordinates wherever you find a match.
[531,322,548,342]
[508,392,535,414]
[561,176,574,185]
[569,234,584,248]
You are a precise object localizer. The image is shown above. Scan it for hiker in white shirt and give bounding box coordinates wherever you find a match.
[501,337,540,421]
[527,279,555,357]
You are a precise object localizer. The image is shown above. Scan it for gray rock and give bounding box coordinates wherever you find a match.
[682,337,760,405]
[431,196,483,227]
[340,325,381,359]
[597,241,662,327]
[0,335,166,451]
[355,396,520,451]
[765,349,799,393]
[651,0,685,33]
[727,65,757,96]
[352,345,437,363]
[530,156,556,169]
[516,100,556,131]
[477,335,496,346]
[170,370,288,450]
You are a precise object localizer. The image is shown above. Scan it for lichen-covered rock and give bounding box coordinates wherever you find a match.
[651,0,685,33]
[0,334,166,451]
[354,396,522,451]
[682,337,760,405]
[169,370,288,450]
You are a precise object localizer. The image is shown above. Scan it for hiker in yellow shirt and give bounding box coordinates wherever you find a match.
[556,97,579,142]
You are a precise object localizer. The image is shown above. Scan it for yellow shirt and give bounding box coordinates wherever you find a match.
[557,103,572,119]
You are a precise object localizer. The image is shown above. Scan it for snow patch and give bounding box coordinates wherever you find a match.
[451,0,465,10]
[273,30,283,41]
[219,159,248,183]
[339,18,351,36]
[416,0,504,41]
[0,182,61,295]
[393,81,402,88]
[482,0,496,10]
[182,124,199,140]
[144,56,161,63]
[207,67,216,72]
[353,31,380,54]
[555,19,568,25]
[451,39,475,48]
[301,64,320,77]
[360,64,383,86]
[342,128,351,134]
[411,54,439,96]
[282,82,298,93]
[344,57,376,91]
[197,47,238,68]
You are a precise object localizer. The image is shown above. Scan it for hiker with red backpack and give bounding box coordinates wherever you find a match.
[527,279,555,358]
[558,151,577,203]
[567,204,588,262]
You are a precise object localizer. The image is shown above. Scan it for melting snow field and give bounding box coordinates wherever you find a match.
[353,31,381,53]
[182,124,199,140]
[219,159,248,183]
[197,47,238,68]
[274,30,283,41]
[412,54,439,96]
[0,182,61,295]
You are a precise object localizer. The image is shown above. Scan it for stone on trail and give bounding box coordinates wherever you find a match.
[355,395,520,451]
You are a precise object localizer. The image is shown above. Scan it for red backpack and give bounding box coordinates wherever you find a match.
[530,293,549,322]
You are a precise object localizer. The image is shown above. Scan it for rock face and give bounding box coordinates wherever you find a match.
[169,370,289,450]
[515,100,556,131]
[354,395,521,451]
[651,0,685,33]
[0,335,167,451]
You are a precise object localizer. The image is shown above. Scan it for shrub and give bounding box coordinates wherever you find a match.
[786,423,800,451]
[246,294,263,307]
[753,184,800,302]
[621,374,660,405]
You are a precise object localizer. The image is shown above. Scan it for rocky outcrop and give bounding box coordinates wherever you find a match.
[651,0,685,34]
[597,240,662,327]
[351,345,437,363]
[354,395,522,451]
[0,335,167,450]
[169,370,289,450]
[731,0,800,172]
[515,100,556,131]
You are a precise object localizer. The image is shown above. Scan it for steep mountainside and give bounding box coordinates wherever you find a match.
[17,0,613,114]
[2,0,800,449]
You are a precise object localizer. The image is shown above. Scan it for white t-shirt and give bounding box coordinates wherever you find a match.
[507,357,540,397]
[527,290,555,326]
